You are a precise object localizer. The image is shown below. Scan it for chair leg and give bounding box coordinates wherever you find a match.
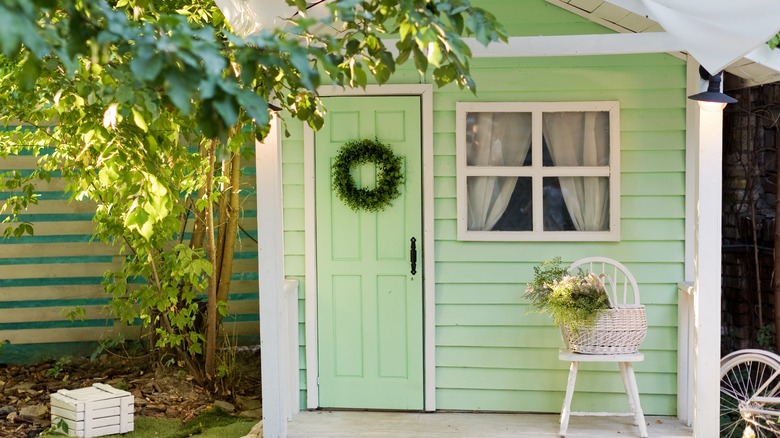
[559,361,579,437]
[623,363,648,438]
[618,363,637,418]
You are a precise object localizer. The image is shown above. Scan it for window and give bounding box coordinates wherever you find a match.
[456,102,620,241]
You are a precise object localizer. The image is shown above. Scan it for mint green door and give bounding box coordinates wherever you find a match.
[315,96,423,410]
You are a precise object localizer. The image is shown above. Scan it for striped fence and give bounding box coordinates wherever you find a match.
[0,151,260,363]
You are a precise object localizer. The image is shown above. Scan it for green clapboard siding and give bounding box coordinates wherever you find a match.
[280,0,686,416]
[0,143,261,363]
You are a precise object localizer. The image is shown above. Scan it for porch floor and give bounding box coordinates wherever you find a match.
[287,410,693,437]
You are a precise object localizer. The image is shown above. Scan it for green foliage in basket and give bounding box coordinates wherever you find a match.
[524,258,610,334]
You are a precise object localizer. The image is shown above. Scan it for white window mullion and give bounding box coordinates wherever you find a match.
[539,167,611,177]
[532,110,544,168]
[463,167,534,177]
[532,173,544,233]
[532,110,545,233]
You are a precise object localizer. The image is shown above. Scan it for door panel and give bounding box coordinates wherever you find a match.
[316,96,423,410]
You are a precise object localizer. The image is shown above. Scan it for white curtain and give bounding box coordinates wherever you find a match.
[542,112,609,231]
[467,113,532,231]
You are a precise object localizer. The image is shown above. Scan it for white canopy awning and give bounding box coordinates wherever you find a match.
[214,0,292,35]
[214,0,331,36]
[218,0,780,79]
[634,0,780,74]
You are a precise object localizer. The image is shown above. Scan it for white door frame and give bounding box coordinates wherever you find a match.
[304,84,436,411]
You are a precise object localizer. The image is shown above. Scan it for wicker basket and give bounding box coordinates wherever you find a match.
[561,305,647,355]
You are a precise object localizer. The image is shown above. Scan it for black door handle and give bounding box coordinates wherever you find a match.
[410,237,417,275]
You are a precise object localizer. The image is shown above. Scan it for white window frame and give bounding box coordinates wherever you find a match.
[455,101,621,242]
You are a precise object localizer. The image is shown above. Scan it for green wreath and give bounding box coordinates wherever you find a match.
[331,138,404,212]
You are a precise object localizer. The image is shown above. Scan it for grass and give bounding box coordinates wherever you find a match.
[46,409,256,438]
[111,409,256,438]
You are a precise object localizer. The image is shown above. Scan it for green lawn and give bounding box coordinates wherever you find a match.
[47,409,256,438]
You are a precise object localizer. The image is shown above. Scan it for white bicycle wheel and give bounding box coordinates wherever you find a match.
[721,352,780,438]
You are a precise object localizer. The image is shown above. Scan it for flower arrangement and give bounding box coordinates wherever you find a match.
[524,257,610,334]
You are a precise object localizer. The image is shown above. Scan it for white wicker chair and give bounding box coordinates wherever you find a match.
[558,257,648,437]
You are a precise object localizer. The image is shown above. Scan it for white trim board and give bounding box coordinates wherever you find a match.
[256,114,289,438]
[304,84,437,412]
[465,32,682,58]
[381,33,683,59]
[303,122,318,411]
[679,58,701,427]
[690,73,725,438]
[385,32,780,85]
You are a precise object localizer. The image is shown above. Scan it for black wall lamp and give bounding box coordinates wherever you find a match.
[688,66,737,109]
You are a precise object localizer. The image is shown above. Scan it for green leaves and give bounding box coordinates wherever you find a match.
[19,56,41,91]
[770,33,780,50]
[0,2,50,59]
[2,222,34,239]
[0,0,507,142]
[235,89,270,127]
[413,45,429,73]
[125,204,153,240]
[130,47,164,82]
[326,0,506,93]
[213,94,239,128]
[131,108,149,132]
[0,0,506,382]
[165,71,195,115]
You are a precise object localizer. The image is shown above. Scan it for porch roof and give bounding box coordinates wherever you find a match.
[549,0,780,86]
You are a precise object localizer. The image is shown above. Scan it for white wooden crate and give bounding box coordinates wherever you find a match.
[50,383,134,437]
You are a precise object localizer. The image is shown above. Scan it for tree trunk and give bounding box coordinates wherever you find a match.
[216,152,241,304]
[751,192,763,328]
[190,143,208,251]
[213,158,230,286]
[204,139,219,379]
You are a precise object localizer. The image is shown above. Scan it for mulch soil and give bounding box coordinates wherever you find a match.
[0,348,262,438]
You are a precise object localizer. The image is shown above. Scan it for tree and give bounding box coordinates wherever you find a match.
[0,0,506,383]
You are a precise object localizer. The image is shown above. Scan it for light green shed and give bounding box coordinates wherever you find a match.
[248,1,780,438]
[276,0,685,416]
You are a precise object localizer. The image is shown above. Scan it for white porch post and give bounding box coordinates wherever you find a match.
[256,113,288,438]
[688,61,723,438]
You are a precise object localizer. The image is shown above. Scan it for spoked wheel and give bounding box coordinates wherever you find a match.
[721,352,780,437]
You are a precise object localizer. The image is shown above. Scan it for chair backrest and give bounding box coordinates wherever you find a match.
[568,257,640,308]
